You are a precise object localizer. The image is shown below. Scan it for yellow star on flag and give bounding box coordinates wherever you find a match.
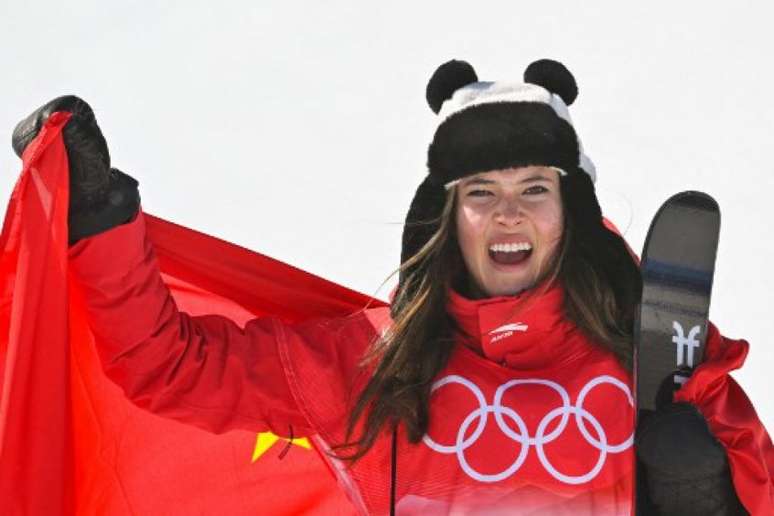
[252,431,312,462]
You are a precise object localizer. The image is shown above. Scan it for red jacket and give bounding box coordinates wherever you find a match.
[69,212,773,515]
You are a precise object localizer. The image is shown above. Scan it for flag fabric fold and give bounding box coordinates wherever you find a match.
[675,325,774,515]
[0,112,73,514]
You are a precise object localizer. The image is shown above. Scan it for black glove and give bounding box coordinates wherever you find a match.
[636,402,747,515]
[11,95,139,244]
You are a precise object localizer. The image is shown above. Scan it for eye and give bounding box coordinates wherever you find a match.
[467,189,494,197]
[523,185,549,195]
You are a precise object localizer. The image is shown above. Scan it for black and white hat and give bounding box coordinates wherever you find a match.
[400,59,598,281]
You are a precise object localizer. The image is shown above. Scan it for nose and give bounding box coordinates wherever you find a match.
[494,197,524,226]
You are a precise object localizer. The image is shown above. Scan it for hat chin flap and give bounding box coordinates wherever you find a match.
[524,59,578,106]
[400,176,446,277]
[426,60,478,114]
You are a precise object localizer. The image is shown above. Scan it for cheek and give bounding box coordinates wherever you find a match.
[533,203,564,247]
[455,204,486,261]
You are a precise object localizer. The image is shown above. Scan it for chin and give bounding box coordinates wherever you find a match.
[464,270,534,299]
[482,280,531,298]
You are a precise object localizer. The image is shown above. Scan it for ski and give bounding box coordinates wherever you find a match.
[633,191,721,514]
[635,191,721,414]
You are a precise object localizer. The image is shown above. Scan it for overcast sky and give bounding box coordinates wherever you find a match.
[2,1,772,427]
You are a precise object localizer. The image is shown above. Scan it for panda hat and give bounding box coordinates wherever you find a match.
[399,59,602,289]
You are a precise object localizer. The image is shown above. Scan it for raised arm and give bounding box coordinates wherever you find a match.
[13,96,314,437]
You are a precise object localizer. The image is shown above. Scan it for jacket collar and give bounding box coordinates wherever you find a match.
[446,283,582,370]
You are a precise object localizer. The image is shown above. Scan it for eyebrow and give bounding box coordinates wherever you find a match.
[461,175,552,186]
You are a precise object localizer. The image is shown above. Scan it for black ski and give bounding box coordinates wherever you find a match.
[635,191,720,413]
[633,191,721,513]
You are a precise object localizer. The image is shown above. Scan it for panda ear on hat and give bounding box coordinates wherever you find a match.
[524,59,578,106]
[426,60,478,114]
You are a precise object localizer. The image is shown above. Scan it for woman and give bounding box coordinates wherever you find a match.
[12,59,769,515]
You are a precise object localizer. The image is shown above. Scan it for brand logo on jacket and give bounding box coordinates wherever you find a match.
[488,323,528,343]
[423,375,634,484]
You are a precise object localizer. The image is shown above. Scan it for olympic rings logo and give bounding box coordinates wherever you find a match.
[422,375,634,484]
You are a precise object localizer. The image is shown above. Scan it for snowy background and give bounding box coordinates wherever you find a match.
[1,2,772,427]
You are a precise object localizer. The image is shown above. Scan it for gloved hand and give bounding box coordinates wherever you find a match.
[11,95,139,244]
[636,402,747,515]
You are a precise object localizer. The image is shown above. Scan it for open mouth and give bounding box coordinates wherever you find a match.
[488,242,533,266]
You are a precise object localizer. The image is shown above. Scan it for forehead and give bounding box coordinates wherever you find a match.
[460,166,560,186]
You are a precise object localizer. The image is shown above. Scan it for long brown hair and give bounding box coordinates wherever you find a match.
[336,169,642,461]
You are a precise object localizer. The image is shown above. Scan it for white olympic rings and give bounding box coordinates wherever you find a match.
[422,375,634,484]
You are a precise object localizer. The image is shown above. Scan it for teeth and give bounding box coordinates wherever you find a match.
[489,242,533,253]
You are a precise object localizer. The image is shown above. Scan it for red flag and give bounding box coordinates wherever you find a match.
[0,112,73,514]
[0,114,383,514]
[675,326,774,515]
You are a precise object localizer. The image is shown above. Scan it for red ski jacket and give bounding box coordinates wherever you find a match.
[69,212,773,515]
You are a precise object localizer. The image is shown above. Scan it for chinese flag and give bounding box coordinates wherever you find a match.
[0,113,379,514]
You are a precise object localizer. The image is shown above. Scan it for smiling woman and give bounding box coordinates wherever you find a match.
[349,69,646,448]
[10,58,770,515]
[455,166,564,297]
